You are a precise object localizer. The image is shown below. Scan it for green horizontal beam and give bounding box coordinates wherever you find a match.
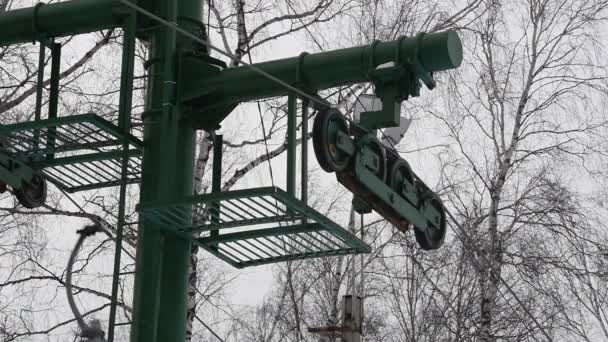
[33,149,141,168]
[0,0,128,46]
[0,113,98,133]
[233,248,359,268]
[139,186,281,209]
[199,243,360,269]
[187,215,296,232]
[182,30,462,106]
[197,223,326,245]
[139,186,371,253]
[0,113,143,147]
[273,190,371,251]
[54,178,141,193]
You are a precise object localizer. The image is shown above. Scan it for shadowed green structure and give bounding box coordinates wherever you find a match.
[0,1,463,341]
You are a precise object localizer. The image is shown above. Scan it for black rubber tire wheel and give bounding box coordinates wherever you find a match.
[414,197,447,250]
[388,158,415,194]
[15,175,47,209]
[312,108,351,173]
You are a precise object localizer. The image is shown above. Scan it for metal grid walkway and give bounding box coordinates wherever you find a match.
[139,187,371,268]
[0,114,142,192]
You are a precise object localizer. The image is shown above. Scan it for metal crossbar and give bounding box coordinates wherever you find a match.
[139,187,371,268]
[0,114,143,192]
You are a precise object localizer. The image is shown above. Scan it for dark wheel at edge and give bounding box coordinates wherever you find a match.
[312,108,351,172]
[388,158,414,195]
[15,175,47,209]
[414,197,447,250]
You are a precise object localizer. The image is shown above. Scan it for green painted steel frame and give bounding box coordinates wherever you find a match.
[197,223,366,269]
[108,12,137,341]
[139,186,370,268]
[0,1,464,340]
[0,113,143,192]
[181,31,463,130]
[0,113,142,145]
[0,0,128,46]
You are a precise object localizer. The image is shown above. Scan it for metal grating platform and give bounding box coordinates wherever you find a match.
[0,114,142,192]
[139,187,371,268]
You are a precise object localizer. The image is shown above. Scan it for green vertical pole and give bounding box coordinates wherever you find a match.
[211,134,222,248]
[301,99,308,205]
[48,43,60,121]
[212,135,222,193]
[46,42,60,161]
[131,0,201,341]
[33,40,45,153]
[287,93,297,196]
[108,12,136,342]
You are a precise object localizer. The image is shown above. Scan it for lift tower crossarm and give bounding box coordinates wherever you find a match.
[181,31,462,129]
[0,0,127,46]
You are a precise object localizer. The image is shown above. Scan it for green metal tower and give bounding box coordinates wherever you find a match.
[0,1,463,341]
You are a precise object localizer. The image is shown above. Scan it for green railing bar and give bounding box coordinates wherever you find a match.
[260,195,287,215]
[196,223,325,245]
[0,114,98,133]
[46,166,88,187]
[62,178,141,193]
[228,248,358,268]
[62,159,115,184]
[93,159,129,181]
[247,195,283,216]
[0,114,143,147]
[294,233,323,253]
[219,243,251,262]
[252,238,285,259]
[208,204,237,222]
[216,200,248,221]
[224,199,257,220]
[303,231,335,251]
[285,234,314,254]
[215,245,244,265]
[232,240,267,260]
[139,186,280,209]
[234,197,270,219]
[276,235,302,256]
[88,115,143,147]
[252,237,280,258]
[271,191,370,249]
[261,236,288,257]
[318,231,347,249]
[188,215,296,233]
[296,233,323,253]
[32,150,140,168]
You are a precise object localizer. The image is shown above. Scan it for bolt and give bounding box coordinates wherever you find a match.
[329,144,337,155]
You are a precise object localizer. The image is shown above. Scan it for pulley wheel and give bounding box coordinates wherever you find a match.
[414,197,447,250]
[389,158,415,195]
[313,108,351,172]
[15,175,47,209]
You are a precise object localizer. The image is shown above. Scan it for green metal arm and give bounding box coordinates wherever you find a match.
[181,30,462,128]
[0,0,127,46]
